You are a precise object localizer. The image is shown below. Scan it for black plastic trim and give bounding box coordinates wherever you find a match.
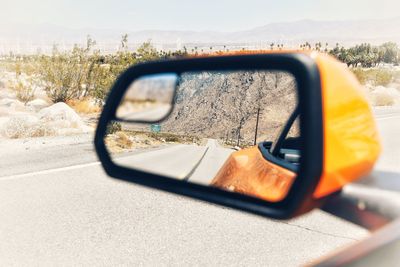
[258,142,299,173]
[270,106,300,156]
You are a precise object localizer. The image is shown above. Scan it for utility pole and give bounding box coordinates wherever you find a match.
[254,108,260,145]
[236,118,244,147]
[230,129,235,146]
[236,127,241,147]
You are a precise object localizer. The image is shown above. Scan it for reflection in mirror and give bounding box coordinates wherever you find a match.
[106,70,299,202]
[116,73,177,122]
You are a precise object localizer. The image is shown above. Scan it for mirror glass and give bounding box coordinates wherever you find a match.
[106,70,300,202]
[116,73,177,122]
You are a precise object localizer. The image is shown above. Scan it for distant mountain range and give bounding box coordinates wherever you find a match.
[1,17,399,53]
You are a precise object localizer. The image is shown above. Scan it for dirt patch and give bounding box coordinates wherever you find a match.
[105,130,201,154]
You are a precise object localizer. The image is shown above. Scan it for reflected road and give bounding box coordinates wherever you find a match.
[114,139,233,182]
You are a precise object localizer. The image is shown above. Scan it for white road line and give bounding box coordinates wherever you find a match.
[0,162,101,181]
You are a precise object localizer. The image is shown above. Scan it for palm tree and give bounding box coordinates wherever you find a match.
[270,43,275,50]
[324,42,329,53]
[120,34,128,51]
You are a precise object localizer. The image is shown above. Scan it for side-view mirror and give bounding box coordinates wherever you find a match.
[95,53,380,219]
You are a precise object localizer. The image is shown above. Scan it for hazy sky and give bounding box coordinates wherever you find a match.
[1,0,399,31]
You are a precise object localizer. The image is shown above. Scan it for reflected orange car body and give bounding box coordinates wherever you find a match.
[211,147,296,202]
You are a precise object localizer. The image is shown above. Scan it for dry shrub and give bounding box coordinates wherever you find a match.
[67,98,101,114]
[352,68,393,86]
[12,80,35,104]
[106,121,122,135]
[116,131,133,149]
[373,94,395,106]
[1,116,55,139]
[374,71,393,86]
[105,138,121,153]
[369,86,400,106]
[105,131,133,153]
[29,124,56,137]
[148,131,200,144]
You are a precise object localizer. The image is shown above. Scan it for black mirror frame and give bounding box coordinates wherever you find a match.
[94,53,324,219]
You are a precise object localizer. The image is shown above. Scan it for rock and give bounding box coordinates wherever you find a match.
[0,114,40,138]
[0,117,9,130]
[38,102,86,129]
[37,102,93,134]
[0,107,10,116]
[387,82,400,90]
[33,87,51,103]
[26,99,50,112]
[0,90,15,99]
[0,98,26,112]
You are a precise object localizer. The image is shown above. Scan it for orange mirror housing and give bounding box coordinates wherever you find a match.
[313,53,381,198]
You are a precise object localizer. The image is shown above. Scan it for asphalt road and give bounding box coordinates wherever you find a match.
[113,139,233,182]
[188,139,234,185]
[373,107,400,173]
[0,108,399,266]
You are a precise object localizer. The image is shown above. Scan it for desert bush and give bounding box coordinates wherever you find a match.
[104,131,134,153]
[375,71,393,86]
[352,68,393,86]
[38,47,90,102]
[15,62,22,77]
[115,131,133,149]
[11,77,37,104]
[372,92,395,106]
[66,98,101,114]
[1,115,55,138]
[13,81,34,103]
[164,135,180,142]
[147,131,200,144]
[352,68,368,84]
[369,86,400,106]
[106,121,122,135]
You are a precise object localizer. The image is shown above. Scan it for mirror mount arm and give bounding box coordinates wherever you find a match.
[321,184,400,231]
